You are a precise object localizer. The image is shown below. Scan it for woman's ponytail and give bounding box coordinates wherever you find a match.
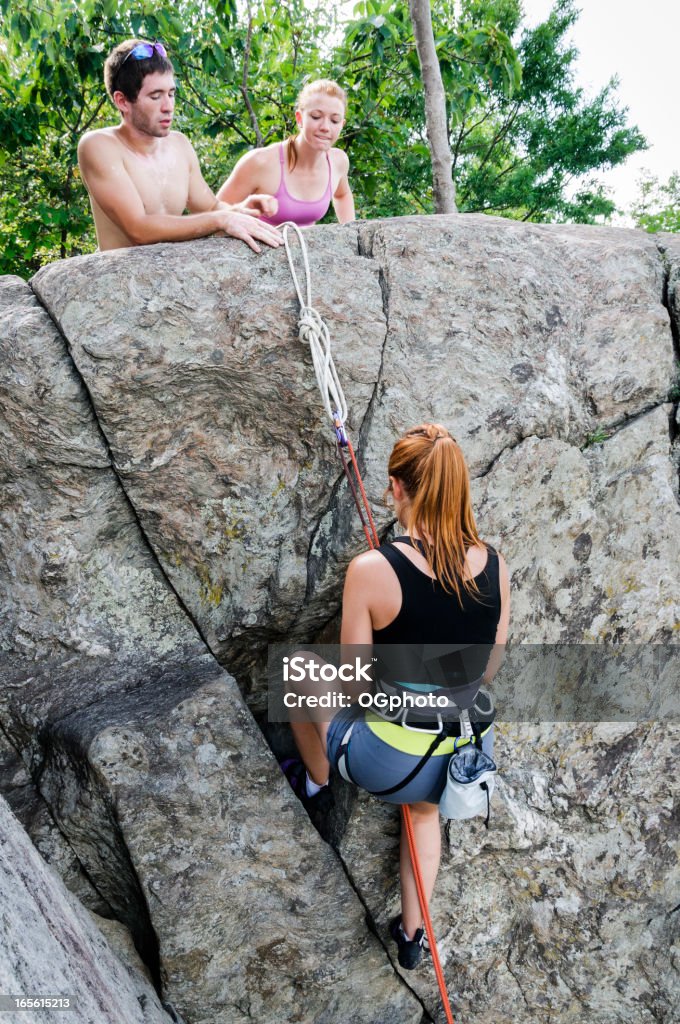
[388,424,482,603]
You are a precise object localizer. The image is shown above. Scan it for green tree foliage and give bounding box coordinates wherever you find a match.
[0,0,647,278]
[453,0,647,222]
[335,0,522,216]
[630,172,680,234]
[0,0,109,275]
[336,0,645,222]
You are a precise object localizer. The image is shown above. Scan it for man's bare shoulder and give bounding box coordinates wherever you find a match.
[78,127,121,157]
[77,129,126,183]
[166,129,196,152]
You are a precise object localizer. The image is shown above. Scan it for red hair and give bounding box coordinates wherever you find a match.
[388,424,482,602]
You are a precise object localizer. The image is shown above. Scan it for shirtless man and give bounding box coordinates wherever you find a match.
[78,40,281,253]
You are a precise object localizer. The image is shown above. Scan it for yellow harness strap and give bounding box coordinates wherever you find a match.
[365,712,491,756]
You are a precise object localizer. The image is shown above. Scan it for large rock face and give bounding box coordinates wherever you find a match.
[32,236,387,668]
[0,794,172,1024]
[0,215,678,1024]
[476,407,680,642]
[339,722,679,1024]
[31,218,677,674]
[0,275,422,1024]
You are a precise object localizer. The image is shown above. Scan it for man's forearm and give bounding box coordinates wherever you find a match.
[125,210,222,245]
[102,201,282,252]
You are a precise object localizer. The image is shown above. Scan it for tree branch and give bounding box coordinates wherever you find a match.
[180,80,252,146]
[407,190,430,212]
[240,11,264,147]
[452,108,495,165]
[483,157,525,187]
[81,96,107,134]
[60,162,74,260]
[478,101,521,170]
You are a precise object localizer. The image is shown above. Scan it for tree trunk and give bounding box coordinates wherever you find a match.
[407,0,456,213]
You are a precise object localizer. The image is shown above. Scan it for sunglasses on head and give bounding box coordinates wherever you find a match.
[120,40,168,68]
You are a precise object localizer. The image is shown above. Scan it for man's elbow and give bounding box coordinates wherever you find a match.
[125,220,156,246]
[94,209,151,246]
[128,230,148,247]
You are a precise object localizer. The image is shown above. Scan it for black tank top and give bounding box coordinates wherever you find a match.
[373,538,501,645]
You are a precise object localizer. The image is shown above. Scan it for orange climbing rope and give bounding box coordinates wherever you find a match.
[401,806,456,1024]
[282,222,455,1024]
[335,427,380,550]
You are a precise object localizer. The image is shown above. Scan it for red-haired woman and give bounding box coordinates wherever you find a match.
[286,424,510,969]
[217,79,354,226]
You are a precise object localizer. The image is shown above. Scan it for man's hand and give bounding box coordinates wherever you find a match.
[216,209,281,253]
[232,193,279,220]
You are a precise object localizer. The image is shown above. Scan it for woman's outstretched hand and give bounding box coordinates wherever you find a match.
[234,193,279,219]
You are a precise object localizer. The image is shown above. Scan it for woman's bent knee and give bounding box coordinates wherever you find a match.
[408,800,440,820]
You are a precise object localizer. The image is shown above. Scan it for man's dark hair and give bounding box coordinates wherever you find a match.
[104,40,174,103]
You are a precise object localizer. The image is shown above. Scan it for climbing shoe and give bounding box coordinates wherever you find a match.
[281,757,307,798]
[389,915,425,970]
[280,758,334,818]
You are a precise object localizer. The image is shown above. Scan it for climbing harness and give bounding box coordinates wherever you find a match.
[283,224,455,1024]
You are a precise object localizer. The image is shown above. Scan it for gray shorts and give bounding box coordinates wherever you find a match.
[326,704,495,805]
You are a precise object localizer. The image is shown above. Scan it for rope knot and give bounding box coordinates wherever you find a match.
[282,223,348,426]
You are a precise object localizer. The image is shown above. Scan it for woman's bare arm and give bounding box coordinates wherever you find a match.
[217,149,267,205]
[482,552,510,685]
[332,150,355,223]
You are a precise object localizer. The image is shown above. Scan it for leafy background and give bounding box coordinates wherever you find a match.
[0,0,673,279]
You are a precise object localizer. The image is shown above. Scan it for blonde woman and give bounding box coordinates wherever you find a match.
[217,79,355,226]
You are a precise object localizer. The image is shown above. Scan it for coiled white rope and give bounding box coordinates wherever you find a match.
[281,222,348,431]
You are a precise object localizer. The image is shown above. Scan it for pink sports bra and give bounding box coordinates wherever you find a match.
[261,143,333,227]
